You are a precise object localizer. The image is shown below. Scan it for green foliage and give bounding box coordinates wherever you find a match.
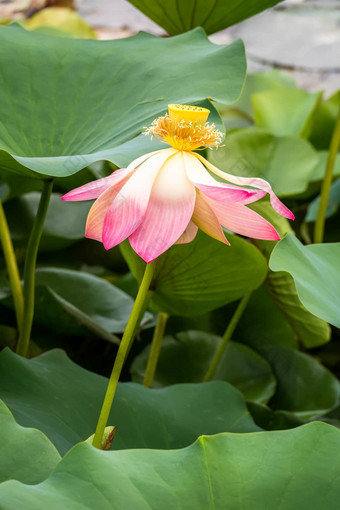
[131,331,276,403]
[0,348,260,456]
[270,235,340,328]
[208,129,319,197]
[121,231,268,315]
[127,0,284,35]
[0,26,245,178]
[0,400,60,484]
[2,423,340,509]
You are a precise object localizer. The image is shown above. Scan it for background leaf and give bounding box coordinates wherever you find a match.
[269,235,340,328]
[0,348,260,455]
[251,202,331,348]
[0,399,60,485]
[208,129,319,197]
[252,88,321,137]
[126,0,284,35]
[131,330,276,404]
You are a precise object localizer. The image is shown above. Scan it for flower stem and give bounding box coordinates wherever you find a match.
[314,106,340,244]
[16,179,53,357]
[143,312,168,388]
[92,261,156,449]
[203,292,252,382]
[0,201,24,330]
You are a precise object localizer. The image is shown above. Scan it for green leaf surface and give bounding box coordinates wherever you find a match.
[309,151,340,182]
[209,128,318,197]
[306,178,340,222]
[2,422,340,509]
[0,348,260,456]
[33,267,135,337]
[5,192,91,251]
[121,231,268,316]
[0,26,245,178]
[0,399,60,485]
[251,202,331,348]
[263,346,340,419]
[131,331,276,403]
[252,88,321,137]
[269,235,340,328]
[225,70,297,119]
[127,0,284,35]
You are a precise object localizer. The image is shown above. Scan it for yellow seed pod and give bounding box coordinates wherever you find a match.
[168,104,210,124]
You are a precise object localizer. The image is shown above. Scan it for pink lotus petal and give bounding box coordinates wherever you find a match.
[194,153,295,220]
[192,191,230,245]
[182,151,260,203]
[129,152,196,262]
[61,167,132,202]
[102,148,176,251]
[175,221,198,245]
[85,175,130,241]
[207,197,281,241]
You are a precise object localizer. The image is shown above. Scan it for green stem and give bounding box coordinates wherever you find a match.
[0,201,24,329]
[16,179,53,357]
[203,292,252,382]
[92,261,156,449]
[314,105,340,244]
[143,312,168,388]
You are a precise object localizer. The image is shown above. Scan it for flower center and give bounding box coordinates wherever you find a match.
[144,103,223,151]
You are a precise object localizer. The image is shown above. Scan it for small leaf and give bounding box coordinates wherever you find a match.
[0,399,60,484]
[269,234,340,328]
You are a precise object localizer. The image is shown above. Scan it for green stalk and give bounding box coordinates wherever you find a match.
[92,261,156,449]
[0,201,24,329]
[203,292,252,382]
[314,106,340,244]
[16,179,53,357]
[143,312,168,388]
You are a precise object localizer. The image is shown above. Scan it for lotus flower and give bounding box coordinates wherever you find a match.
[62,104,294,262]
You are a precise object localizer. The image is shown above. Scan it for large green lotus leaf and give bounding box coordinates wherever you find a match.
[131,330,276,404]
[251,202,331,348]
[208,128,318,197]
[269,234,340,328]
[0,348,260,456]
[262,346,340,419]
[127,0,284,36]
[0,26,246,178]
[2,422,340,509]
[0,399,60,484]
[4,192,91,251]
[252,88,321,137]
[121,231,268,316]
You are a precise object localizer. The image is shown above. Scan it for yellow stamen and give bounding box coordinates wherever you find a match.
[144,103,223,151]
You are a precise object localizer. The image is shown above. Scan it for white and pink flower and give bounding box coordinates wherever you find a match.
[62,104,294,262]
